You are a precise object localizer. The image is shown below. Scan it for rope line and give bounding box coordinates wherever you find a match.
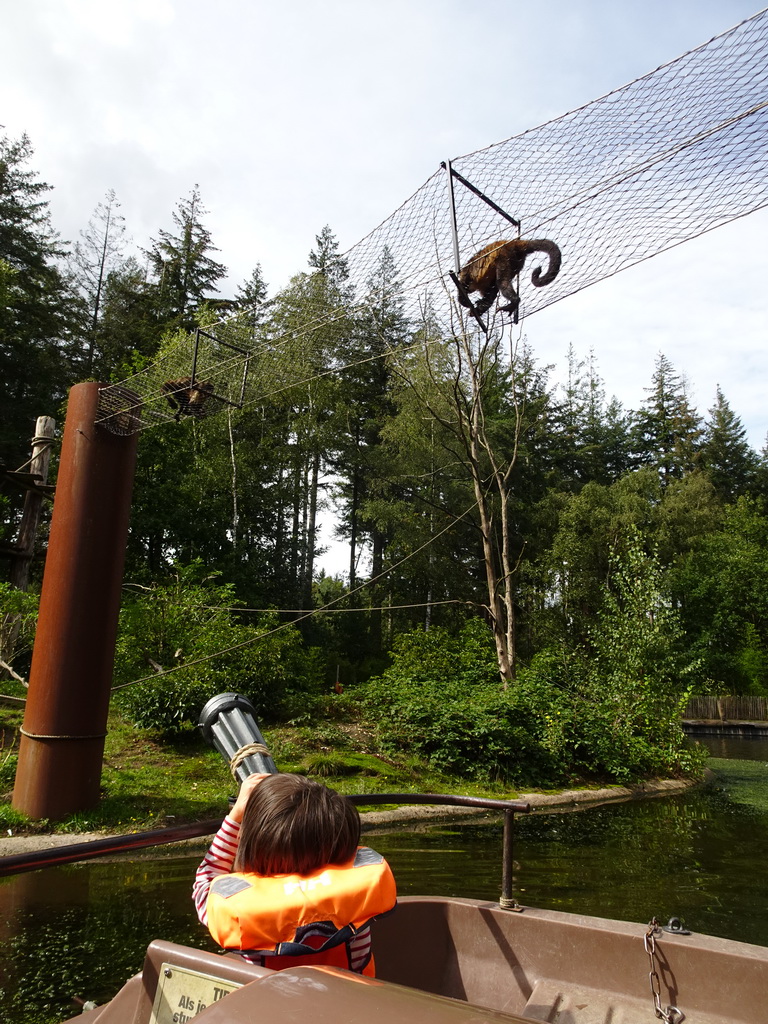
[110,499,480,692]
[19,726,107,740]
[121,599,471,615]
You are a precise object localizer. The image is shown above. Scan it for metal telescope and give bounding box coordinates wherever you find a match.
[198,692,278,783]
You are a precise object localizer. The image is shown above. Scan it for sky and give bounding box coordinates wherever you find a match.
[4,0,767,573]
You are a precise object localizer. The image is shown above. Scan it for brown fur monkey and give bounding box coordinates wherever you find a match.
[457,238,561,317]
[162,377,215,421]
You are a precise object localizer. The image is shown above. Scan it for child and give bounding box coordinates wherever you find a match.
[193,772,397,976]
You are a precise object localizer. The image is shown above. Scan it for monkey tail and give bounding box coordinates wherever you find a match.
[524,240,562,287]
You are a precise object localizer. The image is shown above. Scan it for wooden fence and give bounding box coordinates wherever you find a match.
[684,695,768,722]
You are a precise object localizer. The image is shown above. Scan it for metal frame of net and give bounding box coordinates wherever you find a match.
[98,8,768,435]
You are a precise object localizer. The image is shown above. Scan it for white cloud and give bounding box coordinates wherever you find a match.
[44,0,175,50]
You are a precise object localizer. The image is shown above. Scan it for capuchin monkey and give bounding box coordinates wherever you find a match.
[457,238,561,317]
[162,377,214,422]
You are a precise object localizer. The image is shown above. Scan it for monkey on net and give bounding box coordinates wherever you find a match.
[456,238,561,317]
[161,377,215,421]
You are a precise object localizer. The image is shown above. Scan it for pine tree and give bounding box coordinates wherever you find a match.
[755,434,768,499]
[548,344,586,489]
[235,264,269,337]
[632,353,702,485]
[308,224,352,299]
[700,386,757,499]
[600,397,634,483]
[96,255,166,374]
[255,227,354,618]
[143,186,227,326]
[534,347,631,492]
[580,351,633,485]
[0,133,79,474]
[333,247,406,589]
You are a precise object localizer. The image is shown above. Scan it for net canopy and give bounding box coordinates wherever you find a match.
[99,8,768,434]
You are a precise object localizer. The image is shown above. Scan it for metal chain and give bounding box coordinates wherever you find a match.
[644,920,685,1023]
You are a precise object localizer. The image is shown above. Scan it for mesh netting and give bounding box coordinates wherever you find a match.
[98,8,768,434]
[97,326,252,433]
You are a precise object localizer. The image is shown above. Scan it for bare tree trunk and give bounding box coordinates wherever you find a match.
[299,456,310,589]
[289,455,302,591]
[370,527,384,654]
[393,312,521,685]
[464,338,516,685]
[469,456,513,684]
[425,425,435,630]
[303,450,320,612]
[348,470,359,591]
[227,407,238,549]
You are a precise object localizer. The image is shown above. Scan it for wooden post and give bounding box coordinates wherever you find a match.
[12,383,138,820]
[9,416,56,591]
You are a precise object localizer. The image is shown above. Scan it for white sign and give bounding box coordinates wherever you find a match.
[149,963,241,1024]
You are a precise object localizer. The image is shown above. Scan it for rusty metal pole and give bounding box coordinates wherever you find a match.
[12,382,138,820]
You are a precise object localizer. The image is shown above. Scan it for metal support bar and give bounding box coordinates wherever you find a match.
[0,818,226,877]
[442,160,523,328]
[444,164,521,231]
[0,794,531,878]
[190,328,201,393]
[191,328,252,410]
[442,160,462,275]
[500,809,523,911]
[0,790,532,880]
[449,270,490,337]
[236,354,251,408]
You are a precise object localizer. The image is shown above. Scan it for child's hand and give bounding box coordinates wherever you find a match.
[230,772,270,823]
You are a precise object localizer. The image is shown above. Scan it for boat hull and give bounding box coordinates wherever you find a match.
[376,897,768,1023]
[66,897,768,1024]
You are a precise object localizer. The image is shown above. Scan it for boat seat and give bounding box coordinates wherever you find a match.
[523,977,739,1024]
[523,978,652,1023]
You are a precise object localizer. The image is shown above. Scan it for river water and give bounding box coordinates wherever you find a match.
[1,734,767,1024]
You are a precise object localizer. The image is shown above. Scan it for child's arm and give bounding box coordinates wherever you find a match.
[192,773,269,927]
[192,814,241,926]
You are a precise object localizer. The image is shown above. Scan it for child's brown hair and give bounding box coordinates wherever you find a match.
[234,774,361,876]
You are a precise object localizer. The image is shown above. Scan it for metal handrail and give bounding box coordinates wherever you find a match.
[0,818,224,878]
[0,792,530,906]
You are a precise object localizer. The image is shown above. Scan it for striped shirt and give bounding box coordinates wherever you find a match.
[192,815,373,972]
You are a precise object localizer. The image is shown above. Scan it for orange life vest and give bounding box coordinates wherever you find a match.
[206,847,396,976]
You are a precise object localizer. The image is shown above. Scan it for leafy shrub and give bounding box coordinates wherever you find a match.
[361,619,563,785]
[519,537,705,782]
[0,752,18,788]
[361,556,703,787]
[113,564,321,733]
[303,753,356,777]
[0,582,39,681]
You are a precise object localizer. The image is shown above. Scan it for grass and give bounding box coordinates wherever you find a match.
[0,704,517,835]
[0,691,705,836]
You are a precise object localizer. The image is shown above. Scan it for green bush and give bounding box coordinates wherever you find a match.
[361,619,563,785]
[519,537,704,782]
[361,554,704,787]
[0,582,39,680]
[113,564,321,732]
